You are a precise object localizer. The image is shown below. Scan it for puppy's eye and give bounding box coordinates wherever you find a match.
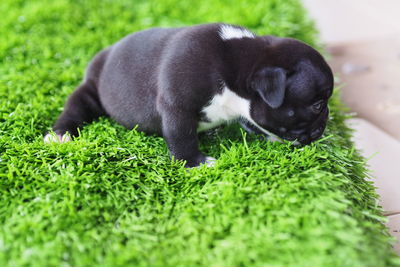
[311,101,324,113]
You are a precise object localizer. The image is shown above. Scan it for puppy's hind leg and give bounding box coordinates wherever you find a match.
[44,80,106,143]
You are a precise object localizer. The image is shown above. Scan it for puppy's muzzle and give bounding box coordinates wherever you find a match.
[290,108,329,145]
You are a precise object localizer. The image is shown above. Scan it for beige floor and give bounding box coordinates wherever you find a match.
[329,38,400,140]
[303,0,400,254]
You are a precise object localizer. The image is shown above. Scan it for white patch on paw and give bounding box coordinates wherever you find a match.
[44,133,72,144]
[266,134,283,143]
[204,156,217,167]
[292,140,301,146]
[219,24,255,41]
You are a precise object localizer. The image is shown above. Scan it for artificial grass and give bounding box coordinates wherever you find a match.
[0,0,399,266]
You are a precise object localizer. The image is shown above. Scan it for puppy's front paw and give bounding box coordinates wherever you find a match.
[184,154,217,168]
[43,133,72,144]
[204,156,217,167]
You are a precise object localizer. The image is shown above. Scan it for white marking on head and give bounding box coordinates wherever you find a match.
[219,25,255,41]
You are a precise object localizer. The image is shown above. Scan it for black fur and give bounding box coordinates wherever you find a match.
[50,23,333,167]
[252,67,286,109]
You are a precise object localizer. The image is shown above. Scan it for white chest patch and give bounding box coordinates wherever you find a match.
[197,86,282,142]
[198,87,250,132]
[219,25,255,40]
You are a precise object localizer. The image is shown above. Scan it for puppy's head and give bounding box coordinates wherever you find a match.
[246,38,334,145]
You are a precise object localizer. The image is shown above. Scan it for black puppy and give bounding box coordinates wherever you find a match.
[45,23,334,167]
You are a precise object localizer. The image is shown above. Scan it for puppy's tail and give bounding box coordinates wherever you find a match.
[44,79,106,143]
[44,50,109,143]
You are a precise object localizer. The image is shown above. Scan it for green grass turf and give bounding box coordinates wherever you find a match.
[1,0,399,266]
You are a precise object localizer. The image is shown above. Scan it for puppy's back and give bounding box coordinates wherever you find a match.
[96,27,182,133]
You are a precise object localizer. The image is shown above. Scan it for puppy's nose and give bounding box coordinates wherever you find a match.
[310,127,323,140]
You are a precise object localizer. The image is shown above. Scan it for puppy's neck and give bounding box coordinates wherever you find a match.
[220,37,272,99]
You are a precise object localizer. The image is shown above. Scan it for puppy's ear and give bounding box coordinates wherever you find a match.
[251,67,286,109]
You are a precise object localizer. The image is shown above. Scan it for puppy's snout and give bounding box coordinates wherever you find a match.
[310,127,323,140]
[293,126,324,145]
